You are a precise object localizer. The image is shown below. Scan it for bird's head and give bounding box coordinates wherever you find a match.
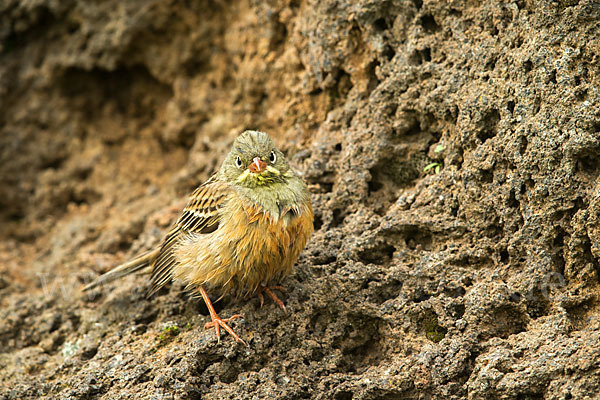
[219,130,291,188]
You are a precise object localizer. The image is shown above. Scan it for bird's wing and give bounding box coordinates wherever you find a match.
[148,175,232,296]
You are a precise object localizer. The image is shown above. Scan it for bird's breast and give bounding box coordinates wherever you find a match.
[218,195,312,295]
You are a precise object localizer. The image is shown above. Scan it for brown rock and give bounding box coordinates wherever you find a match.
[2,0,600,398]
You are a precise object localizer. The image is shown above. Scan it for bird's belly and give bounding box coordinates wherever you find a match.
[174,203,311,297]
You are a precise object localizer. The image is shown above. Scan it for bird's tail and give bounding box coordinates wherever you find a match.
[82,249,159,292]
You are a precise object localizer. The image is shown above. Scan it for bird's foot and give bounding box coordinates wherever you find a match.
[256,286,287,312]
[199,285,246,345]
[204,314,246,345]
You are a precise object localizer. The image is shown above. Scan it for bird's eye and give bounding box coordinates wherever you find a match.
[235,156,243,168]
[269,151,276,163]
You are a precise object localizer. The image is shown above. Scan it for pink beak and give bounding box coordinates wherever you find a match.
[248,157,267,173]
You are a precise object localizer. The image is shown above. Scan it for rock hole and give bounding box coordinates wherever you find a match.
[484,223,502,238]
[133,308,159,325]
[479,170,493,184]
[500,249,509,263]
[525,289,552,320]
[576,88,587,101]
[319,182,334,193]
[402,227,432,251]
[40,154,68,170]
[443,286,466,298]
[382,45,395,61]
[575,151,600,179]
[485,57,497,71]
[373,18,389,32]
[313,214,323,231]
[477,108,500,143]
[368,178,384,193]
[533,96,541,114]
[420,14,440,33]
[333,69,353,99]
[553,227,566,248]
[422,47,431,61]
[507,100,515,114]
[508,189,519,209]
[335,391,354,400]
[566,297,598,331]
[339,314,386,372]
[366,60,381,95]
[66,20,80,34]
[368,155,421,215]
[312,249,337,265]
[2,6,56,54]
[332,208,345,227]
[518,136,528,155]
[357,242,396,265]
[452,303,466,318]
[269,19,288,50]
[510,292,522,302]
[450,204,459,217]
[414,292,431,303]
[80,346,98,361]
[516,391,544,400]
[479,304,527,340]
[409,47,431,65]
[220,362,242,384]
[369,280,403,304]
[444,105,459,123]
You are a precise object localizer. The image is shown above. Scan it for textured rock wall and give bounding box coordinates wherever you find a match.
[2,0,600,398]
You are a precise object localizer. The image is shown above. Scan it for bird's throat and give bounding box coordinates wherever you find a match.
[236,176,307,221]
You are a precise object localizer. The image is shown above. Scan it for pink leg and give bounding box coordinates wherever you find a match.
[256,286,287,312]
[199,286,246,345]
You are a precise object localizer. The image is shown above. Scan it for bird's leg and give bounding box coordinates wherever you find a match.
[199,286,246,345]
[256,285,287,312]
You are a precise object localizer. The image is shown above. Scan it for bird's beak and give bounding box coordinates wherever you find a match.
[248,157,267,173]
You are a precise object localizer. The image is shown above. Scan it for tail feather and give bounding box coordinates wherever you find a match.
[83,249,159,291]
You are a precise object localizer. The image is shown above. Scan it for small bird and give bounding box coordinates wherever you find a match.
[84,130,313,344]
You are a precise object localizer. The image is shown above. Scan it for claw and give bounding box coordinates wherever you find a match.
[257,291,265,308]
[256,286,287,313]
[204,314,245,345]
[199,286,246,345]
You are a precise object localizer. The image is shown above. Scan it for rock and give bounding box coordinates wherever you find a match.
[2,0,600,398]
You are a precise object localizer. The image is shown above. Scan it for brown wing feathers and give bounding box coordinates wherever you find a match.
[148,177,229,296]
[147,228,180,296]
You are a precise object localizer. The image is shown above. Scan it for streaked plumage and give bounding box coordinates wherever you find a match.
[84,131,313,344]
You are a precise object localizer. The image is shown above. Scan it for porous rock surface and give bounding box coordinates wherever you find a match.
[1,0,600,399]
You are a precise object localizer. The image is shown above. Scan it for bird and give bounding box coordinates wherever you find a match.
[83,130,314,344]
